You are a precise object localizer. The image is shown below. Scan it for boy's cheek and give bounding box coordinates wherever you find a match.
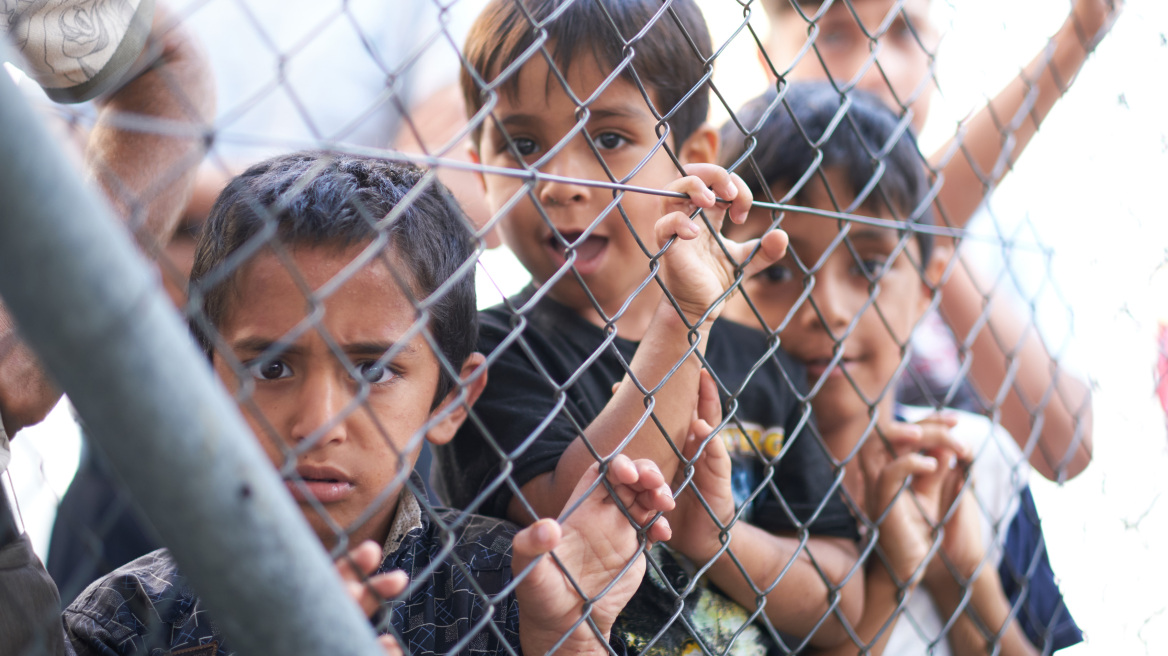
[243,411,288,467]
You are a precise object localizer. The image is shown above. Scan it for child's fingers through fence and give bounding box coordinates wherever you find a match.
[336,540,409,618]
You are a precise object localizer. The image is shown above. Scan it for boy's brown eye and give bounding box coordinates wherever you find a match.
[246,359,292,381]
[354,361,395,385]
[594,132,627,150]
[512,138,538,157]
[755,263,794,284]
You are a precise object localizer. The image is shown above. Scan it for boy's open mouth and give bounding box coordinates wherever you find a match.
[549,232,608,265]
[287,465,354,503]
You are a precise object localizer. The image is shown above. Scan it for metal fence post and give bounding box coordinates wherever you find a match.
[0,47,386,656]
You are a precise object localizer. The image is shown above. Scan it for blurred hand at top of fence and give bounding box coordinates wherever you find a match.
[512,455,674,655]
[666,368,735,566]
[0,1,213,439]
[335,541,410,656]
[656,163,788,325]
[1072,0,1124,48]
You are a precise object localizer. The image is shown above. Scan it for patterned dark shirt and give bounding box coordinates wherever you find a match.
[62,493,523,656]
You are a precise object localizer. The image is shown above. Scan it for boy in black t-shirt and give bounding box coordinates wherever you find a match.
[433,0,863,650]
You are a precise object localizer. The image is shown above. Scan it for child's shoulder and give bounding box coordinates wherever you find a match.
[390,505,520,576]
[437,509,520,572]
[706,318,810,393]
[476,286,628,375]
[65,547,220,652]
[66,547,186,615]
[480,286,595,340]
[382,508,523,654]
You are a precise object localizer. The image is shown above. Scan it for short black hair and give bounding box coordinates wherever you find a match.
[462,0,713,149]
[189,152,478,407]
[719,81,934,264]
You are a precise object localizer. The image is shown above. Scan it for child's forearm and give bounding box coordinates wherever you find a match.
[509,301,709,522]
[702,524,864,647]
[87,3,216,253]
[810,566,912,656]
[927,568,1038,656]
[930,9,1110,231]
[938,258,1093,481]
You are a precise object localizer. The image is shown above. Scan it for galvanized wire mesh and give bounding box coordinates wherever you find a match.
[2,0,1166,654]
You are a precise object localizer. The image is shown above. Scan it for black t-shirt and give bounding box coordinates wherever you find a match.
[433,286,855,540]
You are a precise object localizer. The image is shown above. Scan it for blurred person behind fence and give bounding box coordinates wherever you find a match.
[758,0,1122,482]
[1,151,677,655]
[431,0,870,651]
[720,81,1082,654]
[0,0,215,625]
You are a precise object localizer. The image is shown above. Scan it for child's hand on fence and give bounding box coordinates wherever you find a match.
[655,164,787,325]
[667,369,734,566]
[335,540,410,656]
[511,455,674,654]
[922,461,986,593]
[860,415,968,586]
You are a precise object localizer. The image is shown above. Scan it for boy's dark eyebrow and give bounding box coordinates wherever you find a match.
[587,105,653,122]
[847,228,900,247]
[231,337,299,355]
[498,113,543,131]
[343,341,420,358]
[230,337,419,358]
[497,103,652,131]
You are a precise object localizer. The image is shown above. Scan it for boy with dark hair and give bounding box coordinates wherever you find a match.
[435,0,865,651]
[754,0,1120,482]
[1,151,677,655]
[719,81,1081,654]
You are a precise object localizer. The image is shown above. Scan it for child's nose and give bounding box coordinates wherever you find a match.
[289,370,351,448]
[806,271,856,337]
[537,148,594,207]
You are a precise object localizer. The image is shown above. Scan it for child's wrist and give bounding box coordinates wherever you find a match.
[521,625,613,656]
[653,297,715,337]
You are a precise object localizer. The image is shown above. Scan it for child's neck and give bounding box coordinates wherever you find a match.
[568,281,667,342]
[818,397,900,503]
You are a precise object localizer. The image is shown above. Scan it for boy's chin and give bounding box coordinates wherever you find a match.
[301,493,406,553]
[540,277,598,310]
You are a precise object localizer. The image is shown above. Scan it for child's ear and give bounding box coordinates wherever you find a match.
[467,145,486,193]
[678,123,719,166]
[756,46,778,82]
[426,352,488,446]
[920,240,953,314]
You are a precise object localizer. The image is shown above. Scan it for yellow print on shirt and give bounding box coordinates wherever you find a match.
[719,421,785,460]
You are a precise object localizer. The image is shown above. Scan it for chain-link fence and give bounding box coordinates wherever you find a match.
[1,0,1165,654]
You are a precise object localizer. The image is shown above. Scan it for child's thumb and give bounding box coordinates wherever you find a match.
[511,518,562,571]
